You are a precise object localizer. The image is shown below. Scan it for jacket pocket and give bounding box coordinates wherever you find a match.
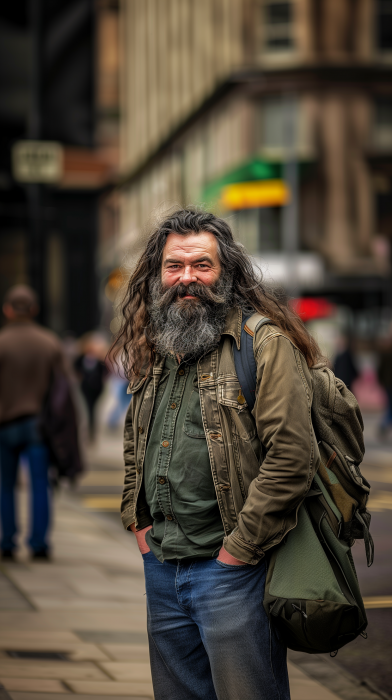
[218,378,249,409]
[218,379,257,441]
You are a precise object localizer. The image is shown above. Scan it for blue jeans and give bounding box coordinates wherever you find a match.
[107,378,132,428]
[143,551,290,700]
[381,387,392,428]
[0,416,50,552]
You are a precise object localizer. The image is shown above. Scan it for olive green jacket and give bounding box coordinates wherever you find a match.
[121,307,320,564]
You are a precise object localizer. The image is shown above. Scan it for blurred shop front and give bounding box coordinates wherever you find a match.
[0,0,119,336]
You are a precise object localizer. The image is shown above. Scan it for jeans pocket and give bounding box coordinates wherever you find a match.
[215,558,252,570]
[142,550,153,558]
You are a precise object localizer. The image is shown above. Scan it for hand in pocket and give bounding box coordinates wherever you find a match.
[130,523,152,554]
[217,546,246,565]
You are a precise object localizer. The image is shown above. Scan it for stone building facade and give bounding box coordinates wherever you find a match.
[114,0,392,309]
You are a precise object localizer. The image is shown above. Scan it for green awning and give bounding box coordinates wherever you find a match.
[202,158,282,209]
[201,156,314,211]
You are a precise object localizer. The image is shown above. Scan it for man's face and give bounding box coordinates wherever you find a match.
[150,231,230,359]
[161,232,221,296]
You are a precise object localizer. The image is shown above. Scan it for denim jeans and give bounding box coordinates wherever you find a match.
[0,416,50,552]
[381,388,392,428]
[143,551,290,700]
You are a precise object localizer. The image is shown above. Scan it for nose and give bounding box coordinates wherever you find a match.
[180,265,197,285]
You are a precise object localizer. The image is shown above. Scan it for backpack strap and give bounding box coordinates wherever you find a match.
[233,314,272,411]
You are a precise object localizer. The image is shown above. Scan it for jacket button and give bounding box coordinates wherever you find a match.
[178,369,185,375]
[170,403,176,409]
[237,395,246,405]
[166,514,173,521]
[162,440,169,447]
[158,477,166,485]
[138,426,144,434]
[136,468,141,474]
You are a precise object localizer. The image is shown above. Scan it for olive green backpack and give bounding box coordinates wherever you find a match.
[234,314,373,654]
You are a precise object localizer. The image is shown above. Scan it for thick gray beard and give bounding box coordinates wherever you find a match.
[148,274,234,361]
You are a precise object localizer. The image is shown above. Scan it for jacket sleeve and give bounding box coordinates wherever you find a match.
[121,397,153,531]
[121,400,137,530]
[223,333,317,563]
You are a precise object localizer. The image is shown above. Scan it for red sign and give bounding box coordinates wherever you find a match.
[290,298,336,322]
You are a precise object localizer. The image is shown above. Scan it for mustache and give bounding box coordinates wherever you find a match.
[153,281,229,309]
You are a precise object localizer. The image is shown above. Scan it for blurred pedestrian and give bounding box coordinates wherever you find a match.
[0,286,82,561]
[74,333,108,441]
[334,336,359,392]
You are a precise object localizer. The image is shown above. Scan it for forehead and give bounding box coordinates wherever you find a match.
[162,232,219,261]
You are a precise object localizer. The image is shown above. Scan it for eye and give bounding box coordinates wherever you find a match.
[197,264,210,270]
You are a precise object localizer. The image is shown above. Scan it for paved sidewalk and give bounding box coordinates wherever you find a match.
[0,479,345,700]
[2,415,383,700]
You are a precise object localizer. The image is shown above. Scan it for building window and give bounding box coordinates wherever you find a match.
[264,1,294,51]
[232,208,281,254]
[373,98,392,149]
[259,98,299,154]
[376,0,392,51]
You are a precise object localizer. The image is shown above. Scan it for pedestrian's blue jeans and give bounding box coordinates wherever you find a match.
[107,379,132,429]
[381,388,392,428]
[0,416,50,552]
[143,551,290,700]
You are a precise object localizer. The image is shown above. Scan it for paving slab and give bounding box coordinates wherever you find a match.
[0,575,32,611]
[99,645,150,662]
[65,681,153,697]
[0,631,83,647]
[288,662,341,700]
[1,679,67,693]
[98,662,152,682]
[0,661,107,681]
[75,632,148,645]
[288,650,385,700]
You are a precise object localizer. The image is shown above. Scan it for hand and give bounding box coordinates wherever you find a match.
[130,523,152,554]
[217,546,247,566]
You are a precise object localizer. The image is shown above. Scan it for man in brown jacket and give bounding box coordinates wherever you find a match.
[0,286,64,559]
[114,209,321,700]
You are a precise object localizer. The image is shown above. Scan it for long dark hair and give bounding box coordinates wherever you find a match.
[111,208,322,378]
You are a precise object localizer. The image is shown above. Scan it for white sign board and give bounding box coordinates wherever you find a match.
[253,252,325,290]
[12,140,63,184]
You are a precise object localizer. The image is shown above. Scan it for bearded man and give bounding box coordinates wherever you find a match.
[114,209,321,700]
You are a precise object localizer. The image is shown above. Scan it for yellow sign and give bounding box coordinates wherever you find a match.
[220,180,290,210]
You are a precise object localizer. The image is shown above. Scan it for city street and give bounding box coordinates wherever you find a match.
[0,406,391,700]
[1,2,392,698]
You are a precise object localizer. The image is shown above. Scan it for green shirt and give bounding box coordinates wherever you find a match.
[144,355,224,561]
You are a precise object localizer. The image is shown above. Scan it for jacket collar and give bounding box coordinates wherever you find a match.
[221,306,243,350]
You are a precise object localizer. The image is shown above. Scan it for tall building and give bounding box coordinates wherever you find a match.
[0,0,120,335]
[114,0,392,324]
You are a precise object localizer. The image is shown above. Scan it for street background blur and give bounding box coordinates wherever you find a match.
[1,1,392,699]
